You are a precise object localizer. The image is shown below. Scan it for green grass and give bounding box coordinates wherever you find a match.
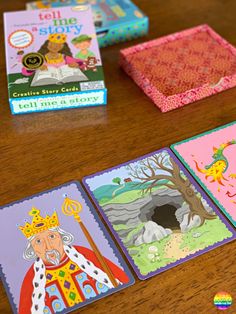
[113,224,131,231]
[100,190,143,206]
[119,222,175,275]
[99,185,163,206]
[123,218,233,276]
[180,217,233,251]
[128,236,175,276]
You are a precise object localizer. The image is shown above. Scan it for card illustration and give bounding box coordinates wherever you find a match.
[0,182,134,314]
[83,149,235,279]
[171,121,236,226]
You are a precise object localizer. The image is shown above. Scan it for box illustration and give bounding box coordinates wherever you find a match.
[26,0,149,48]
[4,6,107,114]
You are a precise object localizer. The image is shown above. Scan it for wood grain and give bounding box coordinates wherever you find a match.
[0,0,235,313]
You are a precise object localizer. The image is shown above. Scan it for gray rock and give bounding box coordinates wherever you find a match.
[192,232,202,238]
[116,228,133,238]
[102,185,214,234]
[192,231,209,238]
[180,213,201,232]
[165,228,173,234]
[124,226,145,246]
[102,186,184,228]
[175,203,190,224]
[102,196,152,227]
[129,249,139,255]
[134,221,172,246]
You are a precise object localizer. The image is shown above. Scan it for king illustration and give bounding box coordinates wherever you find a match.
[18,203,129,314]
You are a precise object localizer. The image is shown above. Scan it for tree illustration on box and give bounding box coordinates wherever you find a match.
[127,153,216,225]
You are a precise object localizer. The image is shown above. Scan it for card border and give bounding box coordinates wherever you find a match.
[83,147,236,280]
[0,181,135,314]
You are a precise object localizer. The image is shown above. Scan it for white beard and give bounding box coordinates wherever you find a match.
[45,249,61,266]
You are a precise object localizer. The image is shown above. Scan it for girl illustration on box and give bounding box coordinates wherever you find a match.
[22,33,80,76]
[38,33,78,70]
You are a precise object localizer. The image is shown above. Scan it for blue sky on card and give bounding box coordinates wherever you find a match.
[86,150,170,191]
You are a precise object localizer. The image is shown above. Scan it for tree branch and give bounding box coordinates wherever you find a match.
[164,183,178,190]
[169,157,186,183]
[140,166,152,179]
[151,154,174,175]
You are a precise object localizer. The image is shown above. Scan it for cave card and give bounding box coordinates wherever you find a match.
[0,182,134,314]
[171,121,236,227]
[83,149,235,280]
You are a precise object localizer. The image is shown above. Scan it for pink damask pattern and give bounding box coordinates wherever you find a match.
[120,24,236,112]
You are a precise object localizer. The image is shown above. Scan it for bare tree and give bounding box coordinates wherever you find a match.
[128,154,216,226]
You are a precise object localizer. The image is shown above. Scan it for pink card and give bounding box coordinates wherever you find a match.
[120,25,236,112]
[172,122,236,226]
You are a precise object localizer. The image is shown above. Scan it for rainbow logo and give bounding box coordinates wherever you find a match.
[214,292,232,310]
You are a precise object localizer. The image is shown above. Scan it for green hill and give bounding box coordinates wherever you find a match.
[93,180,168,203]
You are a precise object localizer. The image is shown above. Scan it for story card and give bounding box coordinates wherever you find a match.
[83,148,235,279]
[172,121,236,227]
[0,182,134,314]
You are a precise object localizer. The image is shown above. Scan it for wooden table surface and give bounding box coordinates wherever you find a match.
[0,0,236,313]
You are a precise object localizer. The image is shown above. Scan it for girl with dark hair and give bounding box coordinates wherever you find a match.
[37,33,78,71]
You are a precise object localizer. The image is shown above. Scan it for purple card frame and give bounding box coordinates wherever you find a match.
[0,181,135,314]
[83,148,235,280]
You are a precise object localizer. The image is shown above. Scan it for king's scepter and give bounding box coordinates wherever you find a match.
[62,194,118,288]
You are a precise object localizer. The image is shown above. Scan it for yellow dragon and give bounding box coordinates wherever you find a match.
[194,140,236,186]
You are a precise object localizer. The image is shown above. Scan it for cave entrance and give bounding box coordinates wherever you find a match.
[151,204,180,231]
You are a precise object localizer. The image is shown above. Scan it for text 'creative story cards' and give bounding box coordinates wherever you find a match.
[26,0,149,48]
[4,5,107,114]
[171,121,236,227]
[83,149,235,280]
[120,24,236,113]
[0,182,134,314]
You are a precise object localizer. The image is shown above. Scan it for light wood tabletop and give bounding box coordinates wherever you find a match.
[0,0,236,313]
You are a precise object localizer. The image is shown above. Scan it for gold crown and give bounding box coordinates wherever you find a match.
[48,33,67,44]
[19,208,60,238]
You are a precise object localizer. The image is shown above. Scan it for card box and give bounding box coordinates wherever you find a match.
[120,24,236,112]
[4,6,107,114]
[26,0,149,48]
